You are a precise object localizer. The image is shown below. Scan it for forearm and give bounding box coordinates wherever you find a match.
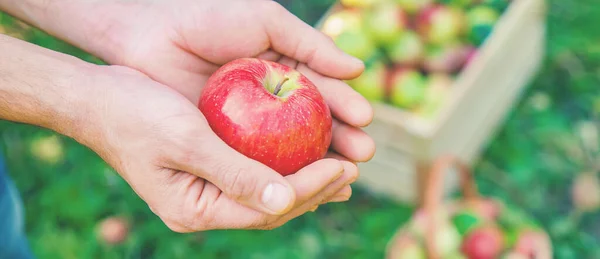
[0,34,92,139]
[0,0,123,62]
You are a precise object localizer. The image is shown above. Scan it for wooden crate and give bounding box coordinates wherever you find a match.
[315,0,547,203]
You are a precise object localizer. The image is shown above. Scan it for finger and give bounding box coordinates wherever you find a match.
[297,64,374,128]
[277,55,299,69]
[284,158,346,206]
[172,133,298,216]
[329,185,352,202]
[268,159,359,228]
[256,49,282,61]
[186,158,345,230]
[331,119,376,162]
[259,1,364,80]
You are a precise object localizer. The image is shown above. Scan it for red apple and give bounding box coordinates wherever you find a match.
[461,225,505,259]
[385,30,425,66]
[387,67,428,109]
[423,42,473,73]
[363,2,409,46]
[514,230,552,258]
[97,216,129,245]
[198,58,332,176]
[416,5,466,45]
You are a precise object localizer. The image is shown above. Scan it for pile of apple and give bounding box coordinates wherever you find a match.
[321,0,508,118]
[386,198,552,259]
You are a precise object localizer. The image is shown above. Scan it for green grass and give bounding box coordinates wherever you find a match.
[1,0,600,258]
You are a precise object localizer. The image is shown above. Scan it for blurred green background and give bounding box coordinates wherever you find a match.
[1,0,600,258]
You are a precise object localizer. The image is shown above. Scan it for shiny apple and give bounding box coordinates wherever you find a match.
[198,58,332,176]
[416,4,466,45]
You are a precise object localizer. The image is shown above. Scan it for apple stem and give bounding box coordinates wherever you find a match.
[273,77,289,96]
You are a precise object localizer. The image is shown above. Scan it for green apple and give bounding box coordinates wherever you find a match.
[321,9,363,39]
[363,2,408,46]
[334,28,378,61]
[347,54,387,102]
[415,73,453,118]
[388,67,427,109]
[466,5,500,46]
[416,4,466,45]
[385,30,425,66]
[435,223,463,256]
[387,233,426,259]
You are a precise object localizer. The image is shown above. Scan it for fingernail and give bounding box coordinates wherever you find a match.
[262,183,293,214]
[331,194,350,202]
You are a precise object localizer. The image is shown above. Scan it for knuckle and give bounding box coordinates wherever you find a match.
[219,166,257,201]
[260,0,285,15]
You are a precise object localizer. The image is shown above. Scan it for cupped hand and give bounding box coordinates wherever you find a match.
[78,0,376,164]
[78,65,358,232]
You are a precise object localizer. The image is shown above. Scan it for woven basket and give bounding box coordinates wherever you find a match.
[385,155,552,259]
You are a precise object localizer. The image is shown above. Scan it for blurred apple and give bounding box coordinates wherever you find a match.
[387,67,427,109]
[395,0,434,14]
[334,28,378,61]
[461,225,505,259]
[385,30,425,66]
[321,9,363,39]
[387,232,426,259]
[514,229,552,259]
[363,2,408,46]
[30,134,64,165]
[416,4,466,45]
[433,222,463,257]
[407,209,462,257]
[571,172,600,212]
[415,73,453,118]
[341,0,382,8]
[347,55,388,101]
[466,5,500,46]
[423,42,473,73]
[97,216,130,245]
[500,251,529,259]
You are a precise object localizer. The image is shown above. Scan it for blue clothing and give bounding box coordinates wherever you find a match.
[0,154,34,259]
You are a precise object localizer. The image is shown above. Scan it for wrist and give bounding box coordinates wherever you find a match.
[0,34,96,141]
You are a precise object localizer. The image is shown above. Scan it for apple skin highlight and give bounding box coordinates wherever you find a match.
[199,58,333,176]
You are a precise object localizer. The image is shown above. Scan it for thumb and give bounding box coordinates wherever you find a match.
[173,134,298,215]
[259,1,364,80]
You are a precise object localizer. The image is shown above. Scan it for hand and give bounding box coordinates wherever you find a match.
[76,65,358,232]
[47,0,376,165]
